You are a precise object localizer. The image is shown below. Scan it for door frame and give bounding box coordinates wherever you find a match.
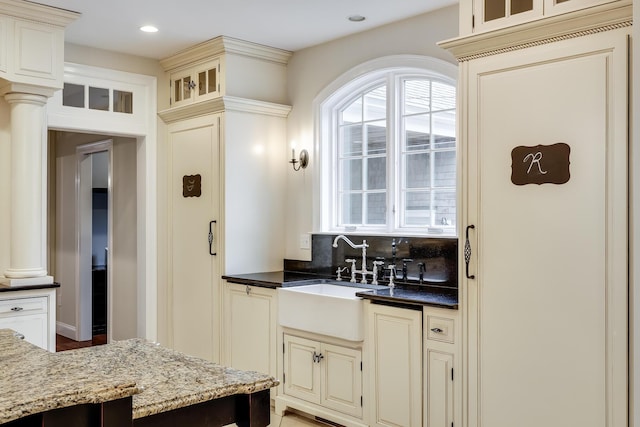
[47,62,157,340]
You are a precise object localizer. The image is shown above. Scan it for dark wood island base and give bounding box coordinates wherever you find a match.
[135,389,270,427]
[3,390,270,427]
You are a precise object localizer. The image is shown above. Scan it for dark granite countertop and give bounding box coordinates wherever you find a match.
[223,271,458,309]
[0,283,60,292]
[355,285,458,309]
[222,271,319,289]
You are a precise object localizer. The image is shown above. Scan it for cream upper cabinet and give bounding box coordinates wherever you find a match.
[160,36,291,109]
[0,4,77,89]
[460,0,628,35]
[169,58,221,107]
[366,302,422,427]
[442,16,629,427]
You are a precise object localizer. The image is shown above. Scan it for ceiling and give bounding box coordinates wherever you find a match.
[30,0,456,60]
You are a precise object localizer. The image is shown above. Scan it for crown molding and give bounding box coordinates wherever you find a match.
[160,36,292,71]
[438,2,632,61]
[0,0,79,27]
[158,96,291,123]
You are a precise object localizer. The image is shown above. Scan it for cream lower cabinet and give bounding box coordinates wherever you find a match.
[366,302,422,427]
[277,332,364,426]
[0,288,56,351]
[223,282,277,397]
[423,308,458,427]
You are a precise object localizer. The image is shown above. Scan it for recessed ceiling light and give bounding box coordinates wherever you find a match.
[348,15,366,22]
[140,25,159,33]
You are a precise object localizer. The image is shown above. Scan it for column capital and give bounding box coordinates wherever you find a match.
[3,92,49,107]
[0,82,57,99]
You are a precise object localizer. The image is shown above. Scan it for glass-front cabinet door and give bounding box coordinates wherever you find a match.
[474,0,542,32]
[169,58,221,107]
[473,0,622,33]
[171,68,195,107]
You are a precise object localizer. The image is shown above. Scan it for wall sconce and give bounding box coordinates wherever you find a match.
[290,148,309,171]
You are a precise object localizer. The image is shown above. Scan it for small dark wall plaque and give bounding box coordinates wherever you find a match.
[183,174,202,197]
[511,143,571,185]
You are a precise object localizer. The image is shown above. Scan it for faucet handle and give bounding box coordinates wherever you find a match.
[417,262,425,284]
[345,259,357,283]
[387,265,397,288]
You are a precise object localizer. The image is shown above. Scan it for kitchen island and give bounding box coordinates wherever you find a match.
[0,329,277,426]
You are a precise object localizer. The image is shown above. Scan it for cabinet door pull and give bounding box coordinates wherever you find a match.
[431,327,444,334]
[10,307,23,312]
[245,285,251,295]
[208,220,217,256]
[464,225,476,279]
[14,332,25,340]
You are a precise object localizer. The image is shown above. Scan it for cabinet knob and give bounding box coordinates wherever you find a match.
[10,307,23,312]
[430,327,444,334]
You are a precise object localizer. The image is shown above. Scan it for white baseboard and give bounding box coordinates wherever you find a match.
[56,321,76,340]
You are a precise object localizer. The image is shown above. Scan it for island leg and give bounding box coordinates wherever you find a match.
[235,389,270,427]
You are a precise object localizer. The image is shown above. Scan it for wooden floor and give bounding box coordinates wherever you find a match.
[56,334,107,352]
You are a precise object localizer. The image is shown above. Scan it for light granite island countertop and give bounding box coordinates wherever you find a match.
[0,329,278,427]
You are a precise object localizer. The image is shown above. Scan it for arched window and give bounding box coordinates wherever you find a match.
[316,56,457,236]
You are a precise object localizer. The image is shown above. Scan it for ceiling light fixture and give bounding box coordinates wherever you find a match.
[348,15,366,22]
[140,25,159,33]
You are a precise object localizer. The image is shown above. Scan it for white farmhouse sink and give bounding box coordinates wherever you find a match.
[278,283,368,341]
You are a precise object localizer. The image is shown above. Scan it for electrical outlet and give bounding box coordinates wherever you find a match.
[299,233,311,250]
[57,290,62,306]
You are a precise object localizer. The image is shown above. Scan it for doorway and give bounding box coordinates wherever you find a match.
[50,131,138,345]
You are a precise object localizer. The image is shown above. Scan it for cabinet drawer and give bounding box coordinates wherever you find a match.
[426,315,455,344]
[0,296,47,316]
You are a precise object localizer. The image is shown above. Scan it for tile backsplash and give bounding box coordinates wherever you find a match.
[284,234,458,288]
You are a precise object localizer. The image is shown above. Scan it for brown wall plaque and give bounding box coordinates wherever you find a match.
[183,174,202,197]
[511,143,570,185]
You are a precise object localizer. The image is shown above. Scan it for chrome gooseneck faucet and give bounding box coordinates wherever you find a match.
[332,235,370,284]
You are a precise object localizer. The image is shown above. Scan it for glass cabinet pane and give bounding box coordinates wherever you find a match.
[207,69,217,94]
[174,78,181,102]
[511,0,533,14]
[485,0,506,21]
[198,71,206,96]
[182,77,191,101]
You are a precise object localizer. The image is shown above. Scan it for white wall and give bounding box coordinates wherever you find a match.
[223,110,288,274]
[284,5,459,261]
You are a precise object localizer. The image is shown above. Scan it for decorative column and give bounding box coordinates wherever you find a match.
[1,92,53,285]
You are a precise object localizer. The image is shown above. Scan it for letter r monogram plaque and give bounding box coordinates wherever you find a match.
[511,143,571,185]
